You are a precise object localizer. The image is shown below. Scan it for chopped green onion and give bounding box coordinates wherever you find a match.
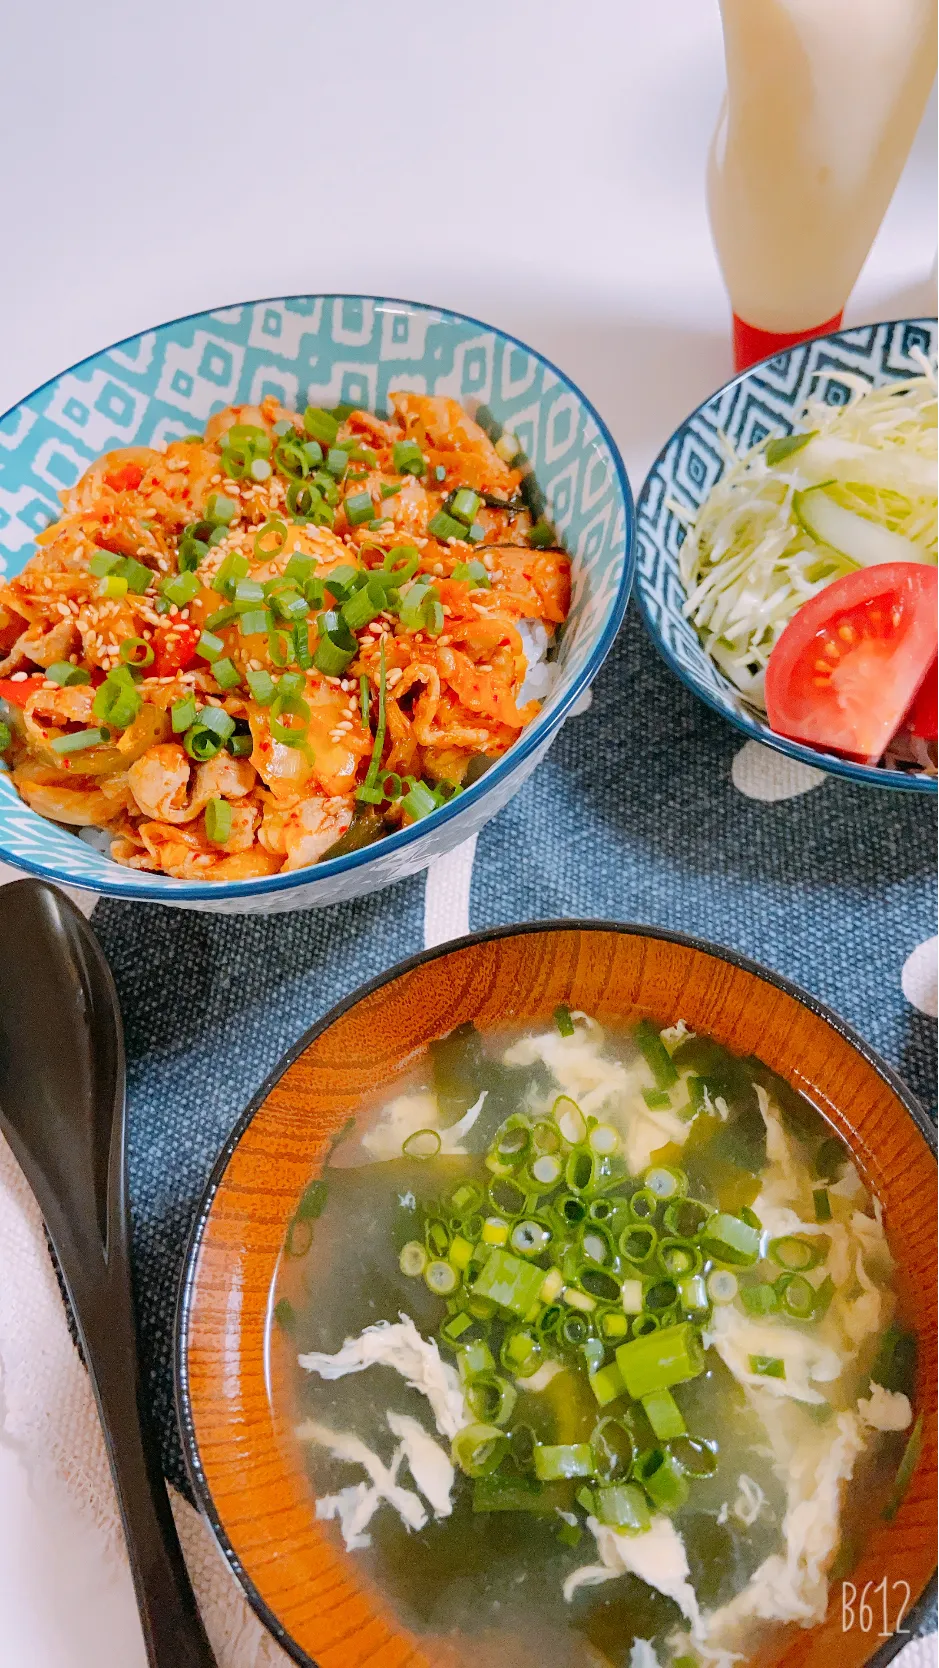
[88,549,122,577]
[98,574,128,598]
[554,1003,575,1037]
[113,556,153,594]
[344,490,374,526]
[118,637,154,668]
[451,559,491,589]
[213,552,250,596]
[93,669,141,729]
[204,797,232,844]
[642,1088,672,1110]
[509,1219,551,1257]
[227,730,253,757]
[196,630,225,662]
[171,694,198,733]
[398,777,438,823]
[589,1363,626,1408]
[635,1447,689,1512]
[467,1374,517,1425]
[529,1153,563,1188]
[594,1482,650,1532]
[161,571,200,607]
[46,661,91,686]
[553,1096,587,1145]
[304,408,339,447]
[628,1189,658,1223]
[667,1435,718,1478]
[700,1212,761,1266]
[707,1270,738,1304]
[621,1278,645,1314]
[325,446,350,479]
[434,463,447,482]
[500,1328,543,1379]
[313,610,357,676]
[402,1127,442,1158]
[678,1274,709,1312]
[775,1273,816,1318]
[0,722,11,752]
[193,703,234,739]
[428,510,468,542]
[634,1020,679,1089]
[641,1388,686,1441]
[392,438,426,476]
[269,588,307,624]
[182,724,219,761]
[471,1247,546,1317]
[533,1443,594,1481]
[769,1235,823,1272]
[212,657,241,691]
[749,1355,786,1379]
[425,1259,460,1295]
[663,1199,709,1239]
[341,579,385,631]
[644,1166,686,1200]
[449,487,482,525]
[619,1226,658,1265]
[50,727,110,754]
[244,668,276,705]
[813,1188,832,1223]
[451,1424,510,1478]
[741,1281,779,1316]
[205,492,237,525]
[205,605,239,631]
[356,641,389,804]
[238,609,269,638]
[615,1322,704,1398]
[659,1240,702,1279]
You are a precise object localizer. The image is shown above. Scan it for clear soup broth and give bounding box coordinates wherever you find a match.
[271,1014,918,1668]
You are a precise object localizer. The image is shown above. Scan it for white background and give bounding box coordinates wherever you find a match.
[0,2,935,1663]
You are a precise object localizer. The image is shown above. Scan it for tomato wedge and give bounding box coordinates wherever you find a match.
[764,563,938,764]
[905,656,937,741]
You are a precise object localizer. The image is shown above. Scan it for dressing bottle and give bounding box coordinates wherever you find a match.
[708,0,936,369]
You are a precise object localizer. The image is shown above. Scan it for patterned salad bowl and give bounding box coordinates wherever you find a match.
[0,295,633,912]
[635,318,937,794]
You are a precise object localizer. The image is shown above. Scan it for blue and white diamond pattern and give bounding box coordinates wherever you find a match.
[0,294,633,909]
[635,318,937,794]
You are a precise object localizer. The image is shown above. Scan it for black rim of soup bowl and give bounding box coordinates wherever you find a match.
[176,918,937,1668]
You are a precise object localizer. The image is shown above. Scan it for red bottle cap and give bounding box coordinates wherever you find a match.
[733,311,845,372]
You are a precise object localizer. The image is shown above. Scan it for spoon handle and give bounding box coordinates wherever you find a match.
[60,1246,218,1668]
[0,881,216,1668]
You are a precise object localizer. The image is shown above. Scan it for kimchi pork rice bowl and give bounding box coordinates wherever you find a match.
[0,296,632,911]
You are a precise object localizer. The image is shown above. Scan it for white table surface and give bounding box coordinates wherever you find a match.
[0,3,935,1663]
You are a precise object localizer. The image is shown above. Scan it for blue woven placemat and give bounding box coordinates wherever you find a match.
[92,605,937,1510]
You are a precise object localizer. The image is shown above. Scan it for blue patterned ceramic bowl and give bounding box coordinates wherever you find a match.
[0,295,633,911]
[636,318,937,793]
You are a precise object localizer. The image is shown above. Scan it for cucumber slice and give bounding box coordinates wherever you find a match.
[793,485,925,567]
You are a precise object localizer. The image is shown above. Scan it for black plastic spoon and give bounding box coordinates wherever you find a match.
[0,878,216,1668]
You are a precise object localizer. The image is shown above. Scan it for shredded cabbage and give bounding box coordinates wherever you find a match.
[675,364,938,707]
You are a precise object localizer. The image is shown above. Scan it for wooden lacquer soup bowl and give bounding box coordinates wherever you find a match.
[176,922,937,1668]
